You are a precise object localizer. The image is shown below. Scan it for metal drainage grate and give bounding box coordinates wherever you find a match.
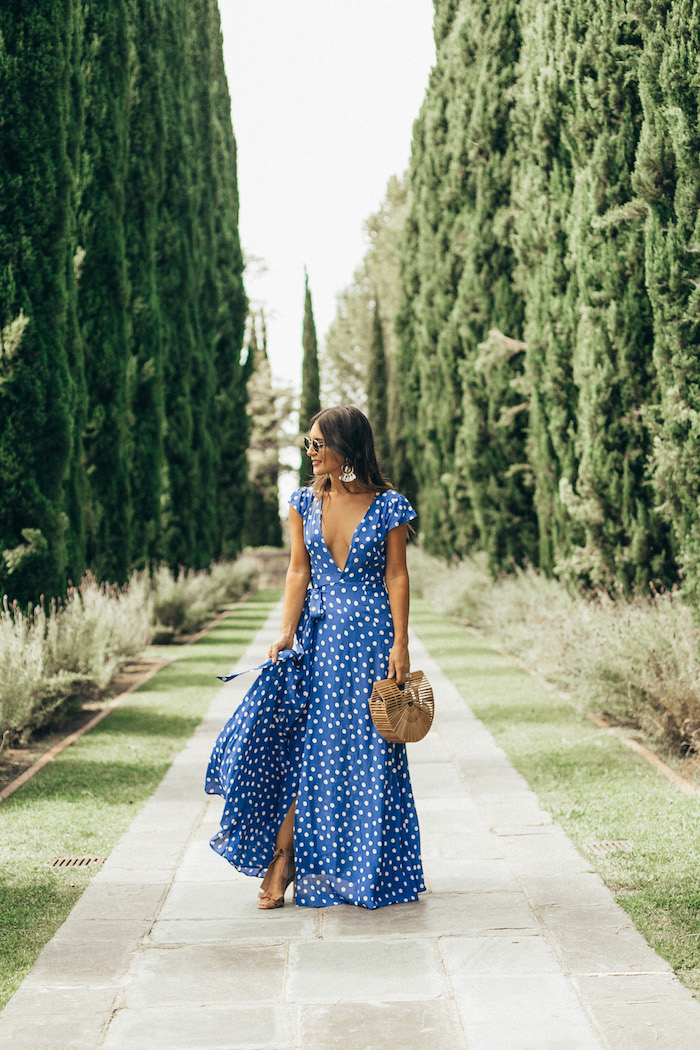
[584,840,633,856]
[50,856,106,869]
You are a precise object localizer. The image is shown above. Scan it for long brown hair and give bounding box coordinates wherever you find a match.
[307,406,393,499]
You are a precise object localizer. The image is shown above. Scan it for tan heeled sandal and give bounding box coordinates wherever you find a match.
[258,847,295,910]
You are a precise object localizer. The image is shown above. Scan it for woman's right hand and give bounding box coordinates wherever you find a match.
[268,634,295,662]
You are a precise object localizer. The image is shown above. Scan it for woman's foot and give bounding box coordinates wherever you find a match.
[258,847,295,910]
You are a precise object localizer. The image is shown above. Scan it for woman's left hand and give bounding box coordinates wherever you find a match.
[388,643,410,686]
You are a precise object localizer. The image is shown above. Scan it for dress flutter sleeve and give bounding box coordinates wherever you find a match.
[289,487,312,517]
[384,491,417,532]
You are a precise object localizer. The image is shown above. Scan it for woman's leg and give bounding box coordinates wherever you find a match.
[275,797,296,852]
[259,798,296,904]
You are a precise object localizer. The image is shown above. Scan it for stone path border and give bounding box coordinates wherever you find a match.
[0,601,698,1049]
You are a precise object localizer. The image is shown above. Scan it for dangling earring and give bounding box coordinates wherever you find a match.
[339,461,357,483]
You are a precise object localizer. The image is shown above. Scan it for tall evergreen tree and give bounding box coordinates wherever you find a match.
[366,300,392,473]
[63,5,89,586]
[561,0,671,589]
[509,0,578,574]
[186,0,226,567]
[299,273,321,485]
[124,0,166,568]
[243,313,288,548]
[157,0,201,567]
[395,45,465,543]
[0,0,248,601]
[634,0,700,599]
[397,0,532,562]
[207,0,249,560]
[323,174,410,410]
[323,175,409,482]
[0,0,78,604]
[77,0,132,582]
[447,0,536,569]
[510,0,671,588]
[455,329,535,571]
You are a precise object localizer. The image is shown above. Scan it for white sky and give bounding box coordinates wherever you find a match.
[219,1,436,392]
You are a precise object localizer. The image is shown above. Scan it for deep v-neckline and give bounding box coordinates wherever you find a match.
[320,493,380,573]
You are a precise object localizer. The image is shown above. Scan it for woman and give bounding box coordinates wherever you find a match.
[206,405,425,909]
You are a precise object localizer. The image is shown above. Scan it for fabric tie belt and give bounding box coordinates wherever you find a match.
[300,584,325,652]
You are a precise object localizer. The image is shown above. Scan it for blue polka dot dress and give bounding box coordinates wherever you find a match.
[206,487,426,909]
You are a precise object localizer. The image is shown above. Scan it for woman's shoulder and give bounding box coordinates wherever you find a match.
[378,489,417,525]
[378,487,411,504]
[288,486,315,515]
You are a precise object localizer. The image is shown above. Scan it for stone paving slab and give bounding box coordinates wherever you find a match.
[1,599,699,1049]
[299,1001,467,1050]
[102,1003,297,1050]
[438,934,563,975]
[286,939,447,1002]
[584,1001,700,1050]
[123,942,288,1008]
[320,891,538,939]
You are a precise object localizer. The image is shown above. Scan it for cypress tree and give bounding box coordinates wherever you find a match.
[389,0,688,589]
[185,0,217,568]
[0,0,77,604]
[510,0,671,588]
[155,0,248,566]
[447,0,536,569]
[323,286,369,409]
[186,0,227,568]
[0,0,249,600]
[634,0,700,599]
[324,176,409,482]
[243,314,286,548]
[157,0,201,567]
[561,0,671,589]
[207,0,249,559]
[455,329,535,571]
[63,5,89,586]
[299,273,321,485]
[397,0,531,561]
[367,300,392,474]
[395,50,465,550]
[77,0,132,581]
[510,0,578,574]
[124,0,166,568]
[324,175,410,410]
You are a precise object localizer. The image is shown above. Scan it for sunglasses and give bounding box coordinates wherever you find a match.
[303,437,325,453]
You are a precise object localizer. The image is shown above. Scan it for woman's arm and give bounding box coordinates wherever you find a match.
[385,524,410,685]
[268,507,311,662]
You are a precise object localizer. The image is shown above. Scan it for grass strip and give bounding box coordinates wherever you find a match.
[0,590,280,1010]
[411,597,700,995]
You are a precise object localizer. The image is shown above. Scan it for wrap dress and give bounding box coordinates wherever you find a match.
[205,486,425,908]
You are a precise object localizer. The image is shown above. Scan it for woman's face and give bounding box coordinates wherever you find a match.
[307,422,344,477]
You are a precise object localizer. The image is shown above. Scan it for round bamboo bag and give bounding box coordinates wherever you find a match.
[369,670,434,743]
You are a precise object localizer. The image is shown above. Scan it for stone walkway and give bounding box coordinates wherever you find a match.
[1,601,699,1049]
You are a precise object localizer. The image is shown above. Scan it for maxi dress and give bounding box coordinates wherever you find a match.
[205,487,426,909]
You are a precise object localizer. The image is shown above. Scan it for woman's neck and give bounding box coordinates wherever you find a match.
[326,478,364,497]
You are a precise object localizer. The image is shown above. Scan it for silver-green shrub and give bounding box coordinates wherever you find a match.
[0,598,47,738]
[0,555,257,741]
[408,547,700,754]
[149,565,216,639]
[207,558,259,605]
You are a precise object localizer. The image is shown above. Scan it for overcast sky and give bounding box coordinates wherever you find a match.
[219,1,436,391]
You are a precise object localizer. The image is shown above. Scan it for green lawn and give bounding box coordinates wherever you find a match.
[411,597,700,995]
[0,591,280,1010]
